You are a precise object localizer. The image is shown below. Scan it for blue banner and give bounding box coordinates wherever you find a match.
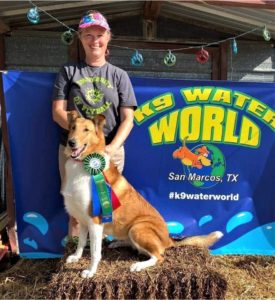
[2,71,275,257]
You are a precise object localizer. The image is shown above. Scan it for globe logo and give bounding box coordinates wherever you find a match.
[184,144,226,188]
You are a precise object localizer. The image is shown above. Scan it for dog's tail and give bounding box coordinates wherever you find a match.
[173,231,223,248]
[182,136,189,147]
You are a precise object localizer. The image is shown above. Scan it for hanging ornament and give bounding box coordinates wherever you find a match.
[61,30,74,45]
[263,26,271,41]
[196,48,209,64]
[130,50,143,66]
[164,50,176,67]
[232,39,238,55]
[27,6,40,24]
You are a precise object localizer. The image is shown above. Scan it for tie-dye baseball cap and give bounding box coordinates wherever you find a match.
[78,10,110,31]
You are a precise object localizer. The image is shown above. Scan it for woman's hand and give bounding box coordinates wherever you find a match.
[105,144,117,157]
[52,99,69,129]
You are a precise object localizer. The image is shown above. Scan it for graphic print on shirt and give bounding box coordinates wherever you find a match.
[73,76,113,117]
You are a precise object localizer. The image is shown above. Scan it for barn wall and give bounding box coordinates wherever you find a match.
[227,41,275,82]
[5,32,68,72]
[4,31,275,82]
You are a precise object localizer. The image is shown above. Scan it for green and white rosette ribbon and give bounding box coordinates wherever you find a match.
[83,152,106,175]
[83,153,113,223]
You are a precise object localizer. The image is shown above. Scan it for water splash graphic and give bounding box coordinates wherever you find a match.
[167,221,184,234]
[23,211,49,235]
[226,211,253,233]
[212,222,275,255]
[198,215,213,227]
[23,237,38,250]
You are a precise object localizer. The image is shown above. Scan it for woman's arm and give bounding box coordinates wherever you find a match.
[52,99,69,130]
[105,106,135,156]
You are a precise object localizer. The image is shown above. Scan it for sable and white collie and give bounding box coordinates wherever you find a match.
[62,111,223,278]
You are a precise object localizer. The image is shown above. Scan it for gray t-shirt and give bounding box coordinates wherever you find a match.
[52,61,137,145]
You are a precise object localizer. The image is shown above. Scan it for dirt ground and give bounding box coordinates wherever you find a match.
[0,242,274,299]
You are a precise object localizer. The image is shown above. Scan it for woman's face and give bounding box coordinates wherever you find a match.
[79,25,110,62]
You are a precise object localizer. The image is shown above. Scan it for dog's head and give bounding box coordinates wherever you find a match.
[65,111,106,160]
[196,146,209,157]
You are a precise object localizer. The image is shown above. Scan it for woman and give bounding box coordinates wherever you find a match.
[52,10,137,235]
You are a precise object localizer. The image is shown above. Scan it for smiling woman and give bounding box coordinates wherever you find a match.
[52,10,137,236]
[78,25,111,67]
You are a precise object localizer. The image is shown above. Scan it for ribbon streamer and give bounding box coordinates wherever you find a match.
[92,173,113,223]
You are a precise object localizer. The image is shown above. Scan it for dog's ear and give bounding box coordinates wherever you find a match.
[67,110,79,124]
[93,114,106,132]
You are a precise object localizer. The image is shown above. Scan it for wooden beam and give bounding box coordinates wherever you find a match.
[174,2,275,31]
[18,10,141,31]
[0,1,113,17]
[110,38,219,53]
[0,18,10,34]
[143,1,163,20]
[0,34,4,70]
[175,0,275,9]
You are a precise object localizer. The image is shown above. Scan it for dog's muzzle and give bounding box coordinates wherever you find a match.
[68,138,86,159]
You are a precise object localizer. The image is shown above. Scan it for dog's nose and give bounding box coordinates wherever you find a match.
[68,139,77,148]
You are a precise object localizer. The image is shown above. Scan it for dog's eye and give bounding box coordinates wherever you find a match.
[71,125,76,131]
[84,128,89,132]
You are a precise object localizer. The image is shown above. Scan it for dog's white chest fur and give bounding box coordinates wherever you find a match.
[61,159,92,225]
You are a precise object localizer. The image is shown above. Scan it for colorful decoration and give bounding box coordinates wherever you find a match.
[196,48,209,64]
[232,39,238,55]
[25,2,273,65]
[83,153,106,176]
[263,26,271,41]
[164,50,177,67]
[27,6,40,24]
[61,30,74,45]
[92,174,113,223]
[131,50,144,66]
[83,153,113,223]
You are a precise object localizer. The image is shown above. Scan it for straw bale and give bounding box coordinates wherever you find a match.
[47,240,227,299]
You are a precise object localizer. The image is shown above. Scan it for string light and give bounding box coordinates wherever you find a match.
[196,48,209,64]
[231,39,238,55]
[164,50,177,67]
[26,0,273,65]
[61,30,74,45]
[27,6,40,24]
[130,50,144,66]
[263,26,271,41]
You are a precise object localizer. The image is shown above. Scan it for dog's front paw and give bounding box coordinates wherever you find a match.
[66,254,81,264]
[130,262,144,272]
[81,269,95,278]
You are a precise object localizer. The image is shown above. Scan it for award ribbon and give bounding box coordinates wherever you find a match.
[93,173,113,223]
[83,153,113,223]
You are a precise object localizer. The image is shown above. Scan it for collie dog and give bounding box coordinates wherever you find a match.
[62,112,223,278]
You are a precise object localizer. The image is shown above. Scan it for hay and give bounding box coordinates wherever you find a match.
[213,255,275,299]
[47,240,227,299]
[0,256,58,299]
[1,242,275,299]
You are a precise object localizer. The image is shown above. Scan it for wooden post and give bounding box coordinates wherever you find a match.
[211,48,220,80]
[0,34,18,253]
[220,42,228,80]
[143,1,162,40]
